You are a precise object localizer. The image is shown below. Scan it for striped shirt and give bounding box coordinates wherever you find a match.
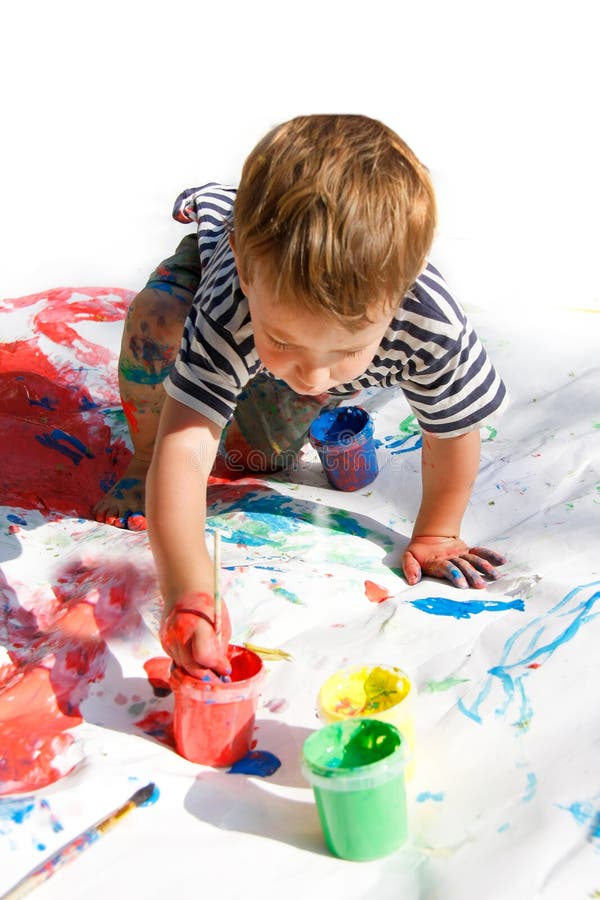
[166,183,507,437]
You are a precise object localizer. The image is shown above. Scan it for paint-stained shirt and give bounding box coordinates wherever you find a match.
[165,183,508,437]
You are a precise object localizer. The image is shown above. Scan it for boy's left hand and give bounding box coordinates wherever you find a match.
[402,536,506,589]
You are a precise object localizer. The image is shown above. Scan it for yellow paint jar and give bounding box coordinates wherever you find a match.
[317,664,416,779]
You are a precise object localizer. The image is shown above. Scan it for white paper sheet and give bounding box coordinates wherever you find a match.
[1,288,599,900]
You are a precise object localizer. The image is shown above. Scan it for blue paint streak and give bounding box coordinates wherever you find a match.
[29,395,56,410]
[0,798,35,824]
[228,751,281,777]
[40,798,64,833]
[522,772,537,802]
[411,596,525,619]
[7,514,27,525]
[558,799,600,842]
[224,526,284,547]
[36,429,95,465]
[384,433,423,454]
[498,822,510,833]
[111,477,142,498]
[209,492,377,543]
[459,580,600,728]
[416,791,445,803]
[562,800,593,826]
[271,585,302,605]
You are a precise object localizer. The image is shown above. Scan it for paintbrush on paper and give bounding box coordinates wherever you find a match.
[244,641,293,661]
[213,528,222,636]
[1,783,156,900]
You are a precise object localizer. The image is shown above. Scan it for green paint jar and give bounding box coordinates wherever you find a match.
[302,719,408,861]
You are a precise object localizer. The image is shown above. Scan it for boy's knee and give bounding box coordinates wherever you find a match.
[125,286,194,344]
[119,286,195,386]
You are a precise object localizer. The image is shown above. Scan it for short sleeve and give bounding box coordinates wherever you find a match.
[165,228,261,429]
[172,183,237,270]
[396,266,508,437]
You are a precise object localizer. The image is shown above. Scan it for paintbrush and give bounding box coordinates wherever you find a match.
[1,783,156,900]
[213,528,222,636]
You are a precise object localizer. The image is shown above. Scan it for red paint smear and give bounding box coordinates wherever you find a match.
[0,290,135,516]
[2,286,134,369]
[122,398,139,434]
[143,656,172,694]
[364,580,392,603]
[134,710,174,747]
[527,663,541,669]
[0,558,150,795]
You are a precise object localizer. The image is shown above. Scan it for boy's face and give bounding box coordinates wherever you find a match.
[236,253,392,396]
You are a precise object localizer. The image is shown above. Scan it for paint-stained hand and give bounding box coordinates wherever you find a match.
[159,593,232,677]
[402,536,506,590]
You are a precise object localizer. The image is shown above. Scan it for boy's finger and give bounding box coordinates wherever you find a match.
[469,547,507,566]
[451,557,485,589]
[191,632,232,677]
[401,551,421,585]
[424,559,468,588]
[461,553,501,580]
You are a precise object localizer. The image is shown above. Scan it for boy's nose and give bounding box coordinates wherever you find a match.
[295,366,329,393]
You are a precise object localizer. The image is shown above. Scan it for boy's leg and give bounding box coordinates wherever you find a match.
[216,372,346,476]
[94,235,201,527]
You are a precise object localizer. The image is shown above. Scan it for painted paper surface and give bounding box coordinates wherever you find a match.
[1,288,599,899]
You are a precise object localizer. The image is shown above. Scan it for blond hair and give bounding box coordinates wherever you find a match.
[233,114,437,325]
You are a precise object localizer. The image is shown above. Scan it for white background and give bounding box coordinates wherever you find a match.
[2,0,598,310]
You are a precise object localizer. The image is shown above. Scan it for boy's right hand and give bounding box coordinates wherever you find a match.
[159,592,232,678]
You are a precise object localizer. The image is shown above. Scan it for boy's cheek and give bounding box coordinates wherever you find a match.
[257,350,281,377]
[331,359,369,384]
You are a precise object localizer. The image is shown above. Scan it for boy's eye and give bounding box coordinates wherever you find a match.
[269,337,289,351]
[345,348,365,358]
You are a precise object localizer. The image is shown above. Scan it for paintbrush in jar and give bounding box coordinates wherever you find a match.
[213,528,222,637]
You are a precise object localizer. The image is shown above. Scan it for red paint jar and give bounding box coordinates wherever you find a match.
[171,645,265,767]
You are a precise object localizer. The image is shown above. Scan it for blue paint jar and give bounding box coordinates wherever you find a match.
[308,406,379,491]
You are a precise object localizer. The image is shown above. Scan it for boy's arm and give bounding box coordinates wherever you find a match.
[146,394,232,676]
[402,429,506,589]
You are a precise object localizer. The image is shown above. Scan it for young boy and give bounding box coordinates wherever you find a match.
[95,115,507,676]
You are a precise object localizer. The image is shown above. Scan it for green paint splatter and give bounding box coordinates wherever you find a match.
[398,414,421,435]
[129,701,146,717]
[271,585,303,605]
[482,425,497,442]
[425,677,470,693]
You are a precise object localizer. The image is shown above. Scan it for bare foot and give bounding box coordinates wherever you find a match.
[93,455,150,530]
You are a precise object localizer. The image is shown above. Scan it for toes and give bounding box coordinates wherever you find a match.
[126,513,147,532]
[106,515,128,529]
